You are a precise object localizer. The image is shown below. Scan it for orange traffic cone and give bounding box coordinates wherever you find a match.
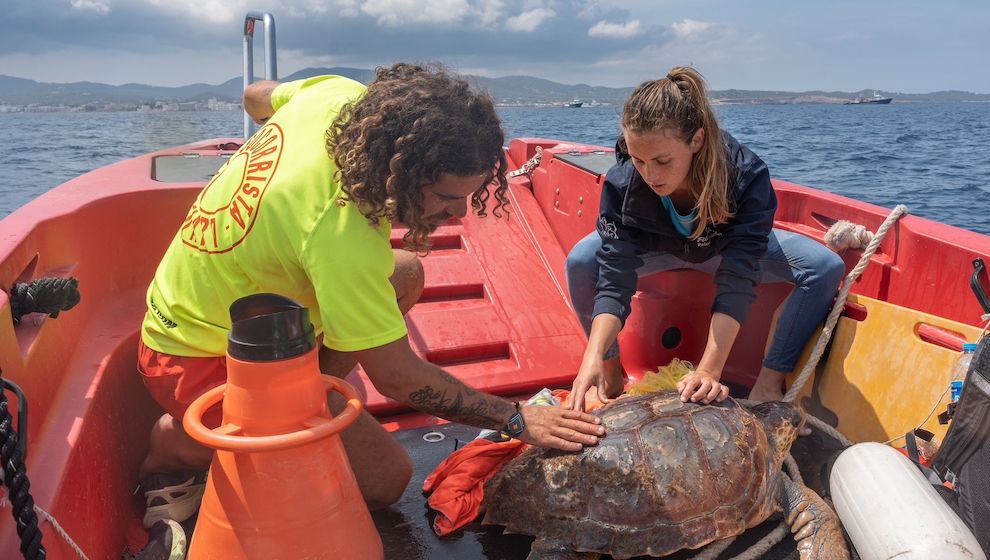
[183,294,383,559]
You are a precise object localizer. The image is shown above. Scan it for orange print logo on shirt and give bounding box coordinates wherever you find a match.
[181,124,284,253]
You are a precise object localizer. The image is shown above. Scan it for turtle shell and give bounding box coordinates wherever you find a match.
[482,391,783,559]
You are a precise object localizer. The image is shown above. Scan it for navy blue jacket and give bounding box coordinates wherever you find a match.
[592,131,776,326]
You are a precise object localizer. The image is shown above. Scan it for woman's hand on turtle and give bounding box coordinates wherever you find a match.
[569,361,608,412]
[519,404,604,452]
[677,370,729,404]
[570,353,626,412]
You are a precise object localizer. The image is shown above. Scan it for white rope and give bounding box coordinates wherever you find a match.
[784,205,909,404]
[825,220,873,251]
[715,206,907,560]
[688,534,734,560]
[1,493,90,560]
[728,522,791,560]
[805,415,854,447]
[882,384,952,446]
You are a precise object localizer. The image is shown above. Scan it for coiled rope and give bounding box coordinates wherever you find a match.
[1,370,45,559]
[3,276,88,559]
[9,278,81,324]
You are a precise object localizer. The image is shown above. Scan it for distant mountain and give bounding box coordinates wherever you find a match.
[0,74,242,106]
[1,69,988,107]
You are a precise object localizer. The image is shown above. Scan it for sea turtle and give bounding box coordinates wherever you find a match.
[482,390,849,560]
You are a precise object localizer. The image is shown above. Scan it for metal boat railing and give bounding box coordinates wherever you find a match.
[243,11,278,139]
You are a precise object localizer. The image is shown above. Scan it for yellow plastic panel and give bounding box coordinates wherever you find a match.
[787,294,984,444]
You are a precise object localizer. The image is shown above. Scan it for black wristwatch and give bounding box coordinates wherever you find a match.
[504,401,526,438]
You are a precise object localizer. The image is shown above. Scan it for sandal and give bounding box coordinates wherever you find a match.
[141,472,207,529]
[134,519,187,560]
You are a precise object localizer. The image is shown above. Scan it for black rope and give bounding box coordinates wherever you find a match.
[9,278,80,324]
[1,368,45,559]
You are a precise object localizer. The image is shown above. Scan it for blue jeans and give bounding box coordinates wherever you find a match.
[565,229,845,372]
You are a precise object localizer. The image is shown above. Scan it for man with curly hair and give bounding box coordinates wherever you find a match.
[134,63,604,545]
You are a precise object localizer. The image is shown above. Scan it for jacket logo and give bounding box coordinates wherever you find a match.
[598,217,619,239]
[694,227,721,247]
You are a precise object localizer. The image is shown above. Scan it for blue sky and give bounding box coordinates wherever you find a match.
[2,0,988,93]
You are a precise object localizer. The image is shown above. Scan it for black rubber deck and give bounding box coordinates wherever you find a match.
[372,420,856,560]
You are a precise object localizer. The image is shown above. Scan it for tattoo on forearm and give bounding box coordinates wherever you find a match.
[408,370,514,429]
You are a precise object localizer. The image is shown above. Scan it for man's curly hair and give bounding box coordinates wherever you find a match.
[327,62,510,252]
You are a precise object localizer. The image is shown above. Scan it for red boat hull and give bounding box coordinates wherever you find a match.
[1,137,988,558]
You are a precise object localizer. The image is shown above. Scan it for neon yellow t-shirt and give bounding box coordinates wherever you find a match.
[141,75,407,357]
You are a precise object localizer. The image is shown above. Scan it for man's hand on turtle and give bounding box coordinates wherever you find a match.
[677,370,729,404]
[518,404,604,452]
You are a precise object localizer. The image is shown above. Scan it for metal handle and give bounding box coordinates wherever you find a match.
[972,258,990,314]
[243,11,278,139]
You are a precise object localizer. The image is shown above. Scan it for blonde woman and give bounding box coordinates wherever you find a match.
[567,67,844,412]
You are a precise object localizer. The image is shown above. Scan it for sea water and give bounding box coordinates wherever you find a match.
[2,103,989,234]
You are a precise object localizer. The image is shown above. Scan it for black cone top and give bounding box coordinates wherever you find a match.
[228,293,316,361]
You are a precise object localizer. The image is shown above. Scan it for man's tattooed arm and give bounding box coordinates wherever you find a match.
[243,80,279,124]
[406,368,514,429]
[356,336,603,451]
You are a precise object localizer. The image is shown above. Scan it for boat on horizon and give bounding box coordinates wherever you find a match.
[2,11,988,560]
[845,90,894,104]
[565,98,583,107]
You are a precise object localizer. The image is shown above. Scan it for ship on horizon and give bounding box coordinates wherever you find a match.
[845,91,893,105]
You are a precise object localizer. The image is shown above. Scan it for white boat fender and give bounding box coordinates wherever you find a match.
[830,441,986,560]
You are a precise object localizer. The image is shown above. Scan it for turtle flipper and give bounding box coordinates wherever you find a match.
[777,474,850,560]
[527,538,601,560]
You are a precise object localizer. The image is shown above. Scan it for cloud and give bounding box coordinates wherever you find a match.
[505,7,556,32]
[576,1,619,21]
[359,0,473,27]
[671,19,713,39]
[833,31,871,41]
[146,0,251,24]
[588,20,642,39]
[476,0,506,27]
[1,0,653,85]
[70,0,111,14]
[620,22,768,88]
[11,0,985,93]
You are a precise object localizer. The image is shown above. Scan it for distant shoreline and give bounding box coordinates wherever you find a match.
[4,68,990,111]
[6,100,990,114]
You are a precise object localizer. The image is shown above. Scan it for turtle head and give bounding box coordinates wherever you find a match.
[748,400,804,464]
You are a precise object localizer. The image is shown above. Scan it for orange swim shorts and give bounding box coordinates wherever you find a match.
[138,339,225,428]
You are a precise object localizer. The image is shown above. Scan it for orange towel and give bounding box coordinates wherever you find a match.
[422,389,604,536]
[422,438,528,536]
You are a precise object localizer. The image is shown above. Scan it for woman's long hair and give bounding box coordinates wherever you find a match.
[327,62,509,251]
[620,66,731,238]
